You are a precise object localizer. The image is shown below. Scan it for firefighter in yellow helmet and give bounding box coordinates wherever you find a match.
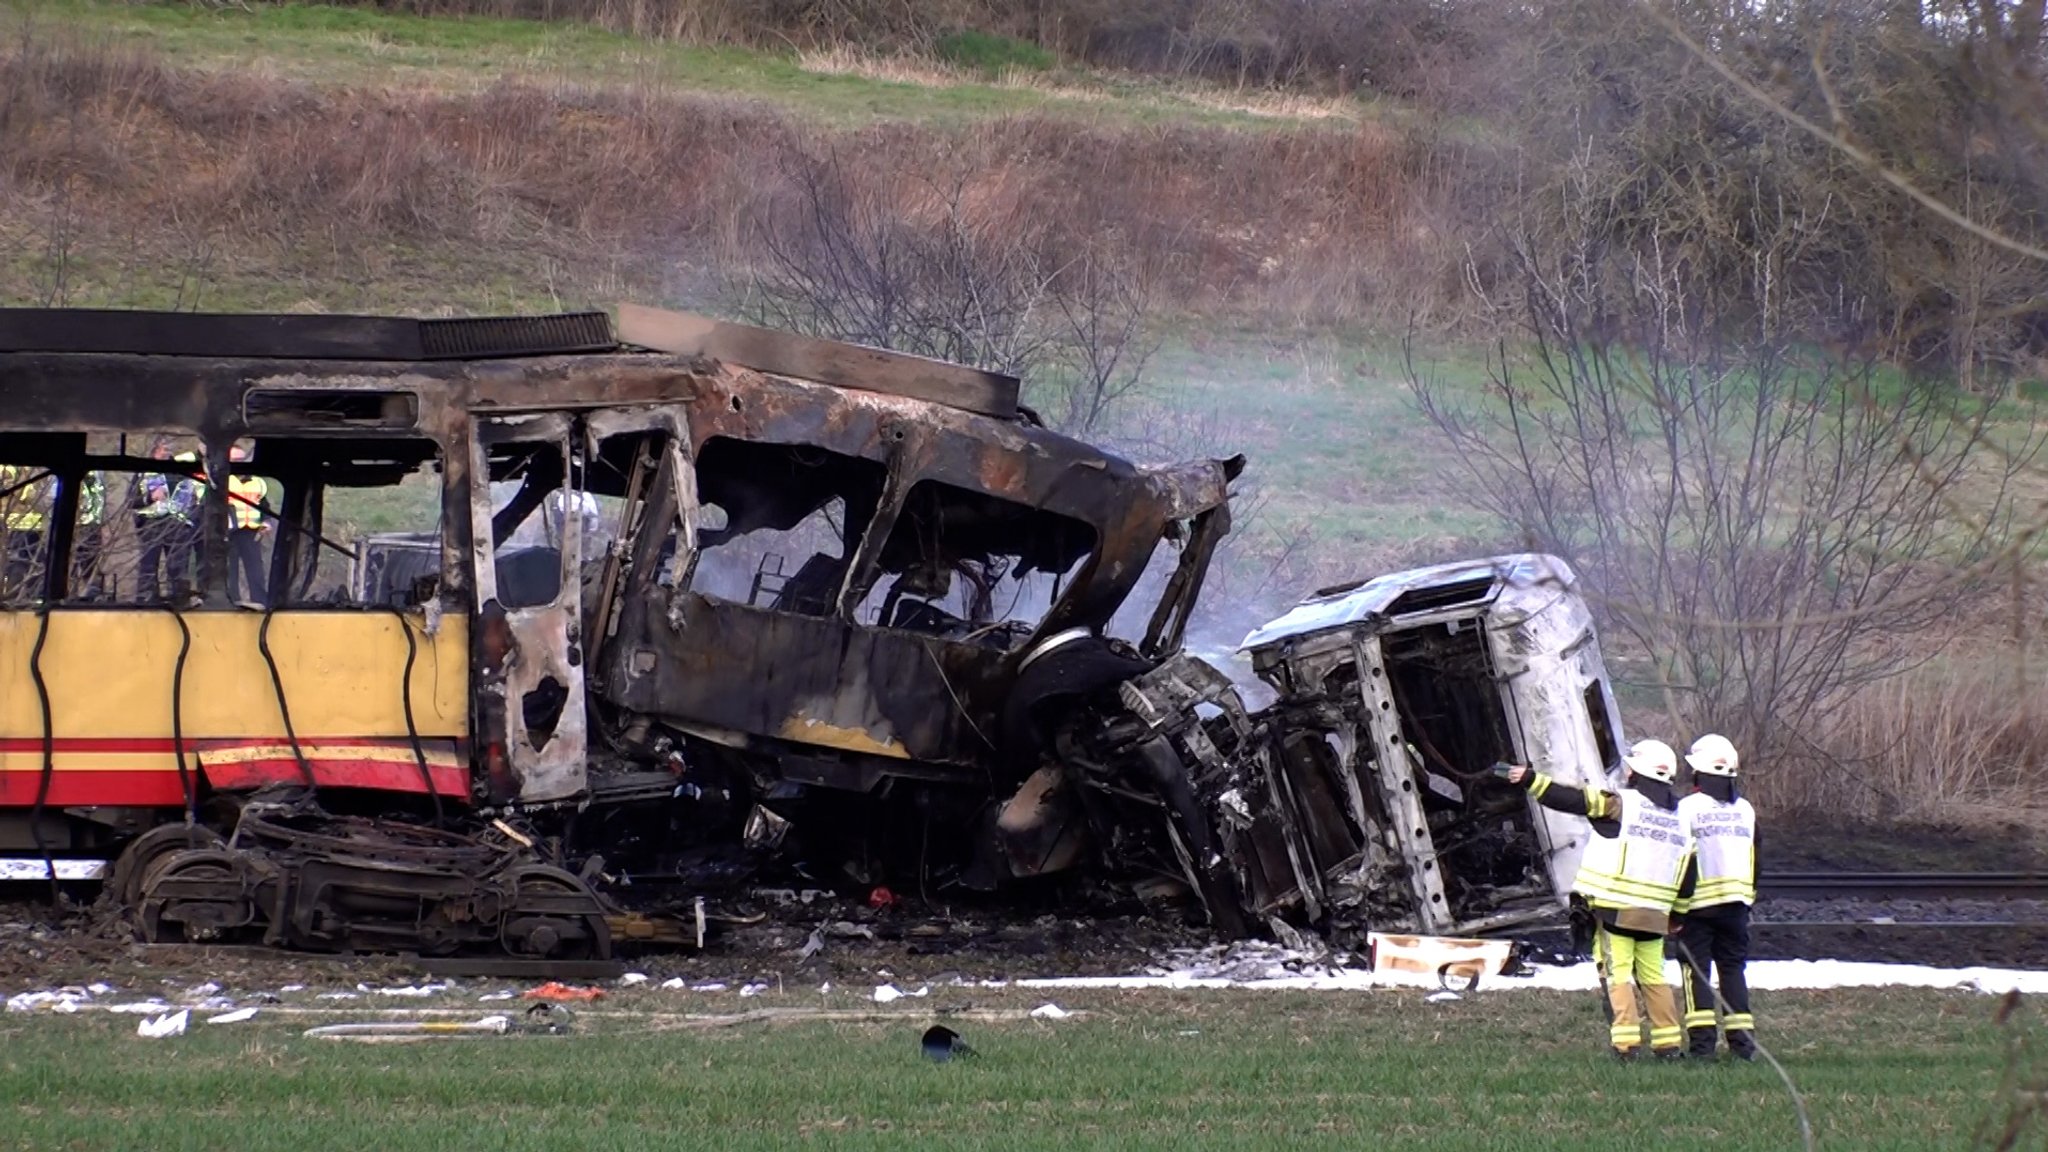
[1674,733,1759,1061]
[1503,740,1694,1060]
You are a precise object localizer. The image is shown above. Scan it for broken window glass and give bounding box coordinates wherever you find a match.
[483,439,573,610]
[857,480,1097,648]
[326,446,447,608]
[684,437,886,616]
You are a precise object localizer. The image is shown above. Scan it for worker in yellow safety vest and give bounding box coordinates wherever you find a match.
[1674,733,1759,1062]
[72,470,108,598]
[1502,740,1694,1061]
[223,445,272,605]
[0,463,54,598]
[135,443,200,600]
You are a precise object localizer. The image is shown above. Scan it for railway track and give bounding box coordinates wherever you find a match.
[1757,871,2048,901]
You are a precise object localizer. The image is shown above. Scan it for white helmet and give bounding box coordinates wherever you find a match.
[1685,733,1740,777]
[1622,739,1678,784]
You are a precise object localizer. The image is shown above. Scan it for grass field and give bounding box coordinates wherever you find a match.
[0,985,2021,1150]
[16,0,1372,129]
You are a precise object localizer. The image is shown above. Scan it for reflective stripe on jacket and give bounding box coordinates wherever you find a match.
[228,475,267,530]
[1540,774,1687,910]
[1674,793,1756,911]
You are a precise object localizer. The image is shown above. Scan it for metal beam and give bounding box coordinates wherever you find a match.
[615,304,1021,419]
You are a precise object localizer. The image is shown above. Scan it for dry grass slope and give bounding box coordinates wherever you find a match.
[0,24,1455,324]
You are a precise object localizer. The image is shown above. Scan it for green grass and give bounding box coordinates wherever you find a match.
[0,985,2019,1149]
[934,29,1056,76]
[13,0,1370,129]
[1111,326,1506,567]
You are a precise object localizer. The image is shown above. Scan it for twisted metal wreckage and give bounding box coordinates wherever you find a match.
[0,304,1621,963]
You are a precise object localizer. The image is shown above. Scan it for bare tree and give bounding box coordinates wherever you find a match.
[1047,236,1157,433]
[744,147,1061,377]
[1410,180,2044,776]
[740,144,1156,432]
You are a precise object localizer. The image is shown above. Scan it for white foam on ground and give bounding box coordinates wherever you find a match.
[1018,958,2048,995]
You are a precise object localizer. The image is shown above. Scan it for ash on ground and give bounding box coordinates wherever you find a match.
[7,878,2048,993]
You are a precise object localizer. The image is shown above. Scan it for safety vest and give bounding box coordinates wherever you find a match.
[0,466,49,532]
[1674,793,1756,911]
[228,475,267,530]
[1572,787,1690,912]
[80,473,105,526]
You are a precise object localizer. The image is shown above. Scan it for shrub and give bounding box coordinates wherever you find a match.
[933,30,1054,76]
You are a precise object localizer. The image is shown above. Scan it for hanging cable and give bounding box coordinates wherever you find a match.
[157,606,196,824]
[26,606,60,902]
[256,606,316,791]
[385,606,442,828]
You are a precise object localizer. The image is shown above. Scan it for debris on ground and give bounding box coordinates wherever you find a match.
[522,982,605,1002]
[137,1009,188,1038]
[920,1024,975,1062]
[304,1015,512,1043]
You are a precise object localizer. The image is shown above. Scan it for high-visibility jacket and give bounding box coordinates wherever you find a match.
[0,465,51,532]
[228,475,268,530]
[79,473,106,526]
[1576,789,1691,912]
[1674,792,1757,912]
[138,455,200,522]
[1527,772,1691,914]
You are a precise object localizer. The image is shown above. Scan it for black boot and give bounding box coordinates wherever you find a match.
[1727,1030,1757,1062]
[1687,1027,1718,1060]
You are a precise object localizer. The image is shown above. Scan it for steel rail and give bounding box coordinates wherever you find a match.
[1757,871,2048,901]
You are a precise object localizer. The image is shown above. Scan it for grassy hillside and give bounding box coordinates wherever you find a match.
[1,1,1476,595]
[28,0,1381,127]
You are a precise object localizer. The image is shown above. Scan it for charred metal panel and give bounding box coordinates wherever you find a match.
[1477,556,1625,903]
[617,304,1020,419]
[609,594,999,769]
[469,414,589,804]
[1350,632,1454,934]
[0,309,612,360]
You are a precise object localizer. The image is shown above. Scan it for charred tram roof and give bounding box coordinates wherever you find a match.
[0,307,1238,628]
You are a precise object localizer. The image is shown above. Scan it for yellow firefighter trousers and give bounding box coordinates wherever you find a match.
[1597,924,1683,1053]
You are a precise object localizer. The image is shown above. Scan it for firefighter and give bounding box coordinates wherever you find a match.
[1503,740,1693,1060]
[1674,733,1759,1061]
[224,446,271,605]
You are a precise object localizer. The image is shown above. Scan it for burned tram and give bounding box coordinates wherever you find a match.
[0,304,1621,958]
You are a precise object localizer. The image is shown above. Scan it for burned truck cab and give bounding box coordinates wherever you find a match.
[1222,554,1626,937]
[583,308,1242,904]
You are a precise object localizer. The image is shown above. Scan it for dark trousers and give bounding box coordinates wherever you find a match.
[138,516,195,599]
[73,523,105,598]
[1677,902,1754,1054]
[229,528,268,604]
[4,529,42,599]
